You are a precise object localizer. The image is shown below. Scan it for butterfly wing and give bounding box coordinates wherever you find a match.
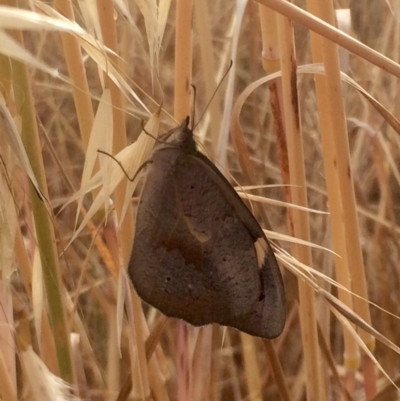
[226,247,286,338]
[129,146,262,326]
[129,147,211,324]
[176,152,286,338]
[171,154,266,324]
[129,140,285,338]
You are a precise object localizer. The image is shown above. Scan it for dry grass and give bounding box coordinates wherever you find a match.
[1,0,400,400]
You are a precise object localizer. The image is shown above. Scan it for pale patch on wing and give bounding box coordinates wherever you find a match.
[183,215,211,243]
[254,238,269,269]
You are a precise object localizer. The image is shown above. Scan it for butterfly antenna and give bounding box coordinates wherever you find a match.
[97,149,152,182]
[140,119,167,144]
[194,60,233,130]
[190,84,197,130]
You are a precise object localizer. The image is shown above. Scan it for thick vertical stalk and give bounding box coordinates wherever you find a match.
[174,2,194,400]
[10,37,73,383]
[277,13,326,401]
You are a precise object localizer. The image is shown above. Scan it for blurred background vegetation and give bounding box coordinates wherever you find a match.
[1,0,400,400]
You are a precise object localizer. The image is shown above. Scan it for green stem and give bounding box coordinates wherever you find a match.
[11,38,74,383]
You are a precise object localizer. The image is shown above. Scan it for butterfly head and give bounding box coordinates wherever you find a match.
[163,116,197,154]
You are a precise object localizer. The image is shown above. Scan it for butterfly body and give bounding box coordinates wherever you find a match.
[128,117,286,339]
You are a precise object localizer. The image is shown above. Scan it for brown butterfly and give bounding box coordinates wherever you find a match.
[128,117,285,339]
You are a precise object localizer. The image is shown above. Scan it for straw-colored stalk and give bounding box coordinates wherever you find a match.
[96,0,133,263]
[53,0,94,150]
[174,2,194,401]
[174,0,193,121]
[194,0,222,149]
[307,0,376,398]
[276,11,326,401]
[259,5,292,219]
[257,0,400,78]
[93,0,149,398]
[304,4,361,398]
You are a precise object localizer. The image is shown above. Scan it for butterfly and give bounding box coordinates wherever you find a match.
[128,117,285,339]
